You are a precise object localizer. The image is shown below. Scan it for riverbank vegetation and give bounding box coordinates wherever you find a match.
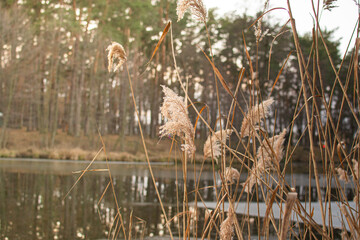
[0,0,354,151]
[0,128,178,161]
[1,0,359,239]
[0,128,325,167]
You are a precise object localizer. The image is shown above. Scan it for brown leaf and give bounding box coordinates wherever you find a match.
[199,47,234,98]
[193,104,208,132]
[147,21,171,65]
[242,33,254,75]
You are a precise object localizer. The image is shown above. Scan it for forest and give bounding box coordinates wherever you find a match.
[1,0,360,239]
[0,0,356,154]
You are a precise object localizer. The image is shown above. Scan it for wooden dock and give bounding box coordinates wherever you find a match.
[192,200,358,231]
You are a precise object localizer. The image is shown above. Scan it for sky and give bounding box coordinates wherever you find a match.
[203,0,359,54]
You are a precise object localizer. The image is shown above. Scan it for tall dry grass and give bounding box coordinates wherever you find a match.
[68,0,360,239]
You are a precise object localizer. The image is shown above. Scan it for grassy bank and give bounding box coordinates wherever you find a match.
[0,128,327,167]
[0,128,186,162]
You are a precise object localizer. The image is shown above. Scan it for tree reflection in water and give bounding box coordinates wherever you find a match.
[0,160,217,239]
[1,159,353,239]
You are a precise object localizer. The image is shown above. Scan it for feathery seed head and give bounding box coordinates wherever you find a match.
[203,129,233,161]
[240,98,274,138]
[225,167,240,184]
[254,18,269,43]
[220,206,235,240]
[176,0,207,22]
[254,20,262,42]
[336,167,349,182]
[176,0,190,21]
[243,129,286,193]
[257,128,287,166]
[106,42,127,72]
[159,85,196,156]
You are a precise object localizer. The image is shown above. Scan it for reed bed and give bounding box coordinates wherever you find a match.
[68,0,360,239]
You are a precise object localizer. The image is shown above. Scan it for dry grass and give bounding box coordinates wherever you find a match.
[0,128,183,161]
[2,0,358,239]
[240,98,274,138]
[176,0,207,22]
[107,42,127,72]
[159,85,196,156]
[219,206,235,240]
[66,0,360,239]
[203,129,233,161]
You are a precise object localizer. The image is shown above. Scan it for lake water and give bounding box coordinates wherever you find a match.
[0,158,355,239]
[0,158,221,239]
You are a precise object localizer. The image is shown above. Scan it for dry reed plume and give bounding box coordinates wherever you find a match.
[240,98,274,137]
[257,128,287,166]
[242,168,261,194]
[336,167,349,183]
[254,0,269,43]
[225,167,240,184]
[243,129,287,193]
[106,42,127,72]
[254,22,269,43]
[176,0,207,22]
[159,85,196,156]
[220,205,236,240]
[203,129,233,162]
[67,0,360,238]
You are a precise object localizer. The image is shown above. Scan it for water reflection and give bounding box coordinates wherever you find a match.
[0,159,218,239]
[0,159,354,239]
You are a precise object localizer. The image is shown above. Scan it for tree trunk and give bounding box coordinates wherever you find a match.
[84,46,99,137]
[49,27,61,147]
[75,45,85,137]
[0,26,18,148]
[68,36,79,135]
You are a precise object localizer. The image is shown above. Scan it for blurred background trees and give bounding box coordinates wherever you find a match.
[0,0,355,150]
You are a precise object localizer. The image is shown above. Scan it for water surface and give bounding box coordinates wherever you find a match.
[0,158,354,239]
[0,158,218,239]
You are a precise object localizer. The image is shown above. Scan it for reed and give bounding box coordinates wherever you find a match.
[159,85,196,156]
[70,0,360,239]
[219,204,235,240]
[280,191,297,240]
[176,0,207,22]
[203,129,233,161]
